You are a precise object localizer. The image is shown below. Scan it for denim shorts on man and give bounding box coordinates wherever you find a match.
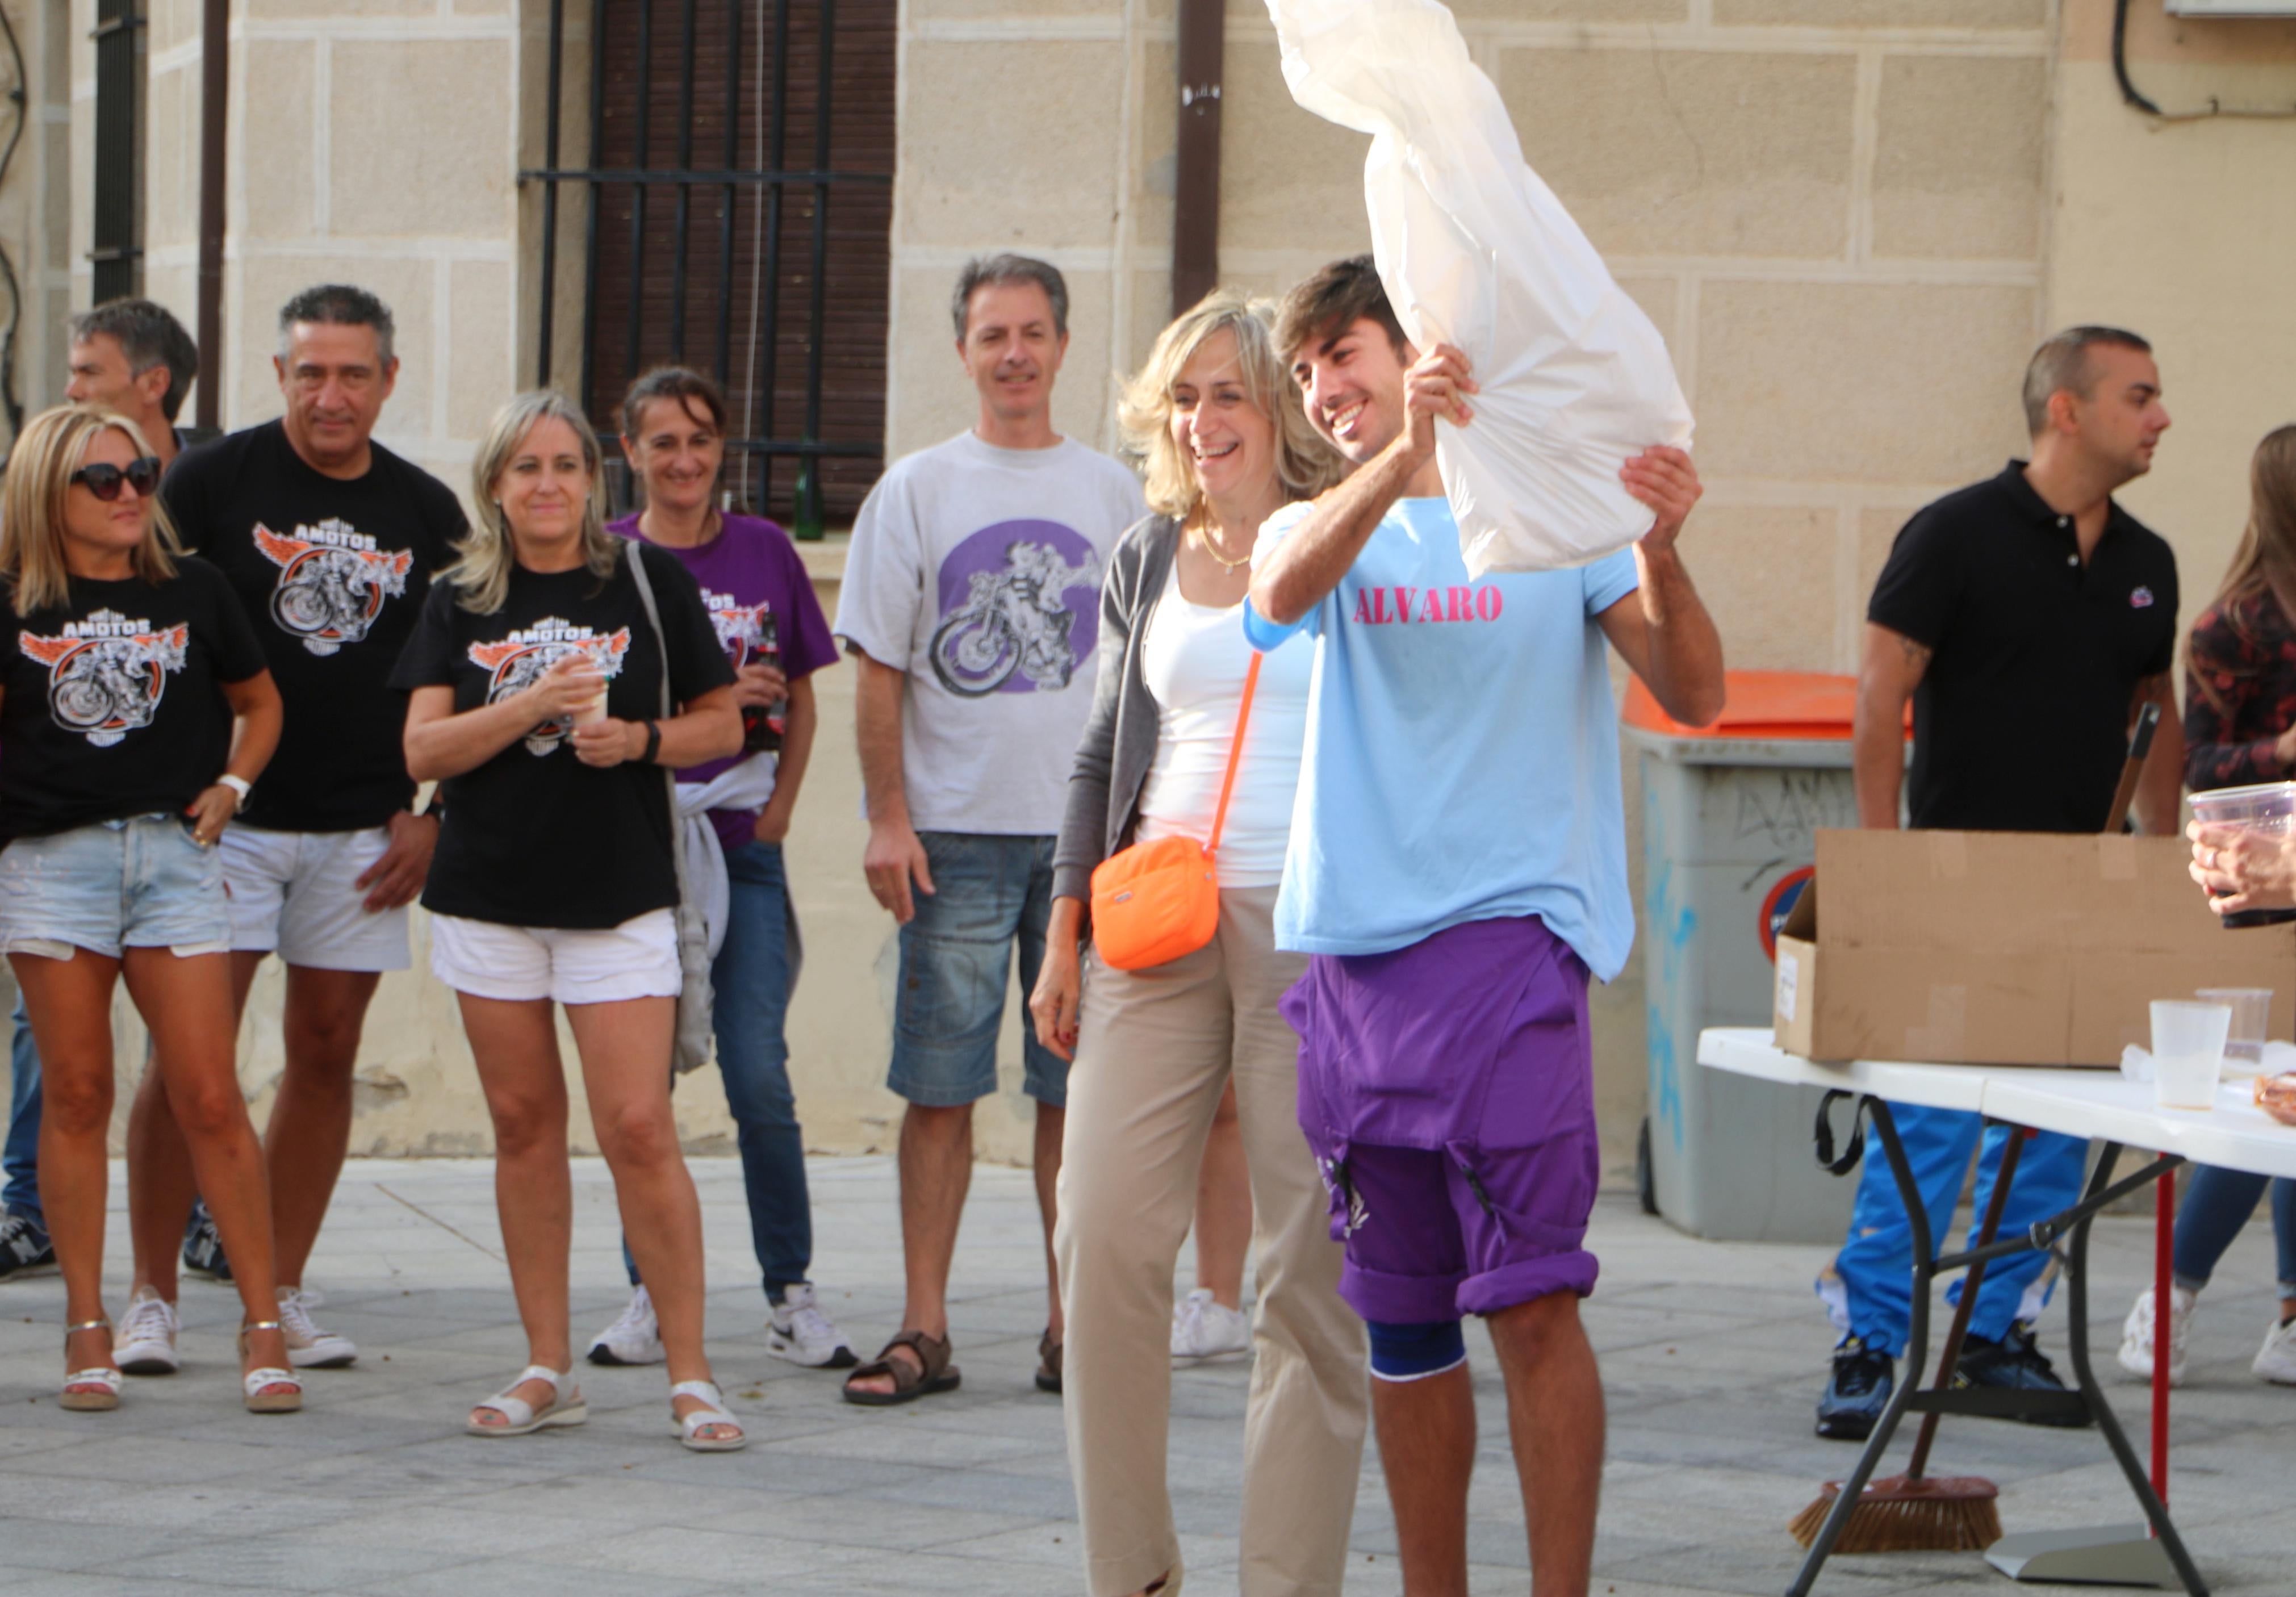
[1285,914,1600,1324]
[0,813,232,961]
[888,830,1065,1109]
[221,824,412,972]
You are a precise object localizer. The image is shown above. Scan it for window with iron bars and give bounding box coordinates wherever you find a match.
[525,1,893,535]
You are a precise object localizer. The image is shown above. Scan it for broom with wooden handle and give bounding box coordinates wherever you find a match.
[1789,702,2160,1552]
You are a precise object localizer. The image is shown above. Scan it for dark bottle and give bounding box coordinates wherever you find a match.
[741,608,785,754]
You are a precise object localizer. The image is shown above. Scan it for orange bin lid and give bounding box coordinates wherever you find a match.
[1622,669,1860,741]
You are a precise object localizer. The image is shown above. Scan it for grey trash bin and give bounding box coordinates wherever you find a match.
[1624,672,1863,1244]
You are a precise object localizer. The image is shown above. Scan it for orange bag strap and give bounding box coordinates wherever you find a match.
[1205,651,1262,859]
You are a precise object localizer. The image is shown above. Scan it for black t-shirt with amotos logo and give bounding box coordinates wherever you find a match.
[0,559,269,838]
[163,420,467,833]
[390,541,735,930]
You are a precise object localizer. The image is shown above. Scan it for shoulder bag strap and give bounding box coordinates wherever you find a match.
[625,546,687,859]
[1204,650,1261,859]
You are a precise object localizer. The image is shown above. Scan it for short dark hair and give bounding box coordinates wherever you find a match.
[2022,325,2153,436]
[951,254,1069,342]
[278,283,396,367]
[1275,255,1407,366]
[69,298,199,422]
[618,365,729,438]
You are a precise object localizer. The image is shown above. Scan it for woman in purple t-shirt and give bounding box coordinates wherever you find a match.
[585,367,852,1371]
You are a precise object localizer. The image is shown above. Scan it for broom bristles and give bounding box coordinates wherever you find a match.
[1788,1474,2002,1553]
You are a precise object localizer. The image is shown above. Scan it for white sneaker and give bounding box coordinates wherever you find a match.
[277,1286,357,1369]
[2252,1316,2296,1384]
[766,1282,857,1369]
[1170,1287,1251,1364]
[2116,1284,2194,1387]
[587,1285,664,1366]
[114,1286,180,1376]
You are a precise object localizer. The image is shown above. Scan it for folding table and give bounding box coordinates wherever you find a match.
[1697,1027,2296,1597]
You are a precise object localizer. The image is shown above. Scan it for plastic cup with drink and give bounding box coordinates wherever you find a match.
[2189,780,2296,929]
[2195,986,2273,1076]
[2149,999,2232,1111]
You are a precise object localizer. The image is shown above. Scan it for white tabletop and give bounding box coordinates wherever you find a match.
[1698,1028,2296,1184]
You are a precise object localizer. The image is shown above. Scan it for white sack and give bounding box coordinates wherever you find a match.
[1265,0,1694,578]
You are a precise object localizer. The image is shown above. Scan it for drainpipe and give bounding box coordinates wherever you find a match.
[195,0,226,431]
[1170,0,1224,317]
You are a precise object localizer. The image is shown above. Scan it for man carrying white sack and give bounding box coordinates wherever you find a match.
[1248,257,1724,1597]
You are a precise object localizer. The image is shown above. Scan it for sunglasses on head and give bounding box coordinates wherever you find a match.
[70,457,162,501]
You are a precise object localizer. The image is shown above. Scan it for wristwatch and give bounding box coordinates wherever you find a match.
[216,774,252,810]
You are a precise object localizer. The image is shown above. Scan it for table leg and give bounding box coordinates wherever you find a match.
[1787,1098,1932,1597]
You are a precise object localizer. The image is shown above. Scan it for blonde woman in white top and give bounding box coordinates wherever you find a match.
[1033,291,1364,1597]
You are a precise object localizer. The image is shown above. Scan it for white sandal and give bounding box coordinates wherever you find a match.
[61,1319,122,1412]
[240,1320,304,1414]
[671,1378,747,1453]
[466,1364,586,1437]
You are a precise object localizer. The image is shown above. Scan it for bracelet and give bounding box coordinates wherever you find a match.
[216,774,251,810]
[641,720,663,766]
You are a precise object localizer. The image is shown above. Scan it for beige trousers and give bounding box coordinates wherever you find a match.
[1056,885,1369,1597]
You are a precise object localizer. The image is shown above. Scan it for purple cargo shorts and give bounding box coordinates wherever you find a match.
[1283,914,1600,1323]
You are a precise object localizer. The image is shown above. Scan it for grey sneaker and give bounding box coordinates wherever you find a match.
[0,1209,55,1280]
[766,1283,857,1369]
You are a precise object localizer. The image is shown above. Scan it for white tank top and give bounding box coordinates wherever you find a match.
[1134,561,1312,889]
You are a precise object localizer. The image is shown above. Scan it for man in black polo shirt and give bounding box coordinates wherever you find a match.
[1816,326,2180,1440]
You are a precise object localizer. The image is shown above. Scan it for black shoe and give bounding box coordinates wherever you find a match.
[0,1208,56,1280]
[1954,1320,2092,1427]
[1816,1335,1893,1440]
[181,1199,232,1282]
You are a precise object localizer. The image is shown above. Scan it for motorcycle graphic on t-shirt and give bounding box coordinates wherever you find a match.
[253,519,415,657]
[467,618,631,756]
[18,610,190,747]
[930,523,1103,698]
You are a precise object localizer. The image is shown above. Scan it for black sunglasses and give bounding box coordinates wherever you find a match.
[70,457,162,501]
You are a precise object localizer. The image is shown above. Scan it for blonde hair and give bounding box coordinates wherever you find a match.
[1,404,181,617]
[449,389,621,614]
[1119,290,1345,521]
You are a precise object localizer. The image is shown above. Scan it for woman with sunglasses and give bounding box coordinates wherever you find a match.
[0,404,292,1414]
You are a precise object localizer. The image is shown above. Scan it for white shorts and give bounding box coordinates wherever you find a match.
[428,909,681,1005]
[221,825,412,972]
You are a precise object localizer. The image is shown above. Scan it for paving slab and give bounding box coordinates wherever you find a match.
[0,1155,2287,1592]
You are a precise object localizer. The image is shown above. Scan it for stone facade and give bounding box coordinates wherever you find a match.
[0,2,2289,1169]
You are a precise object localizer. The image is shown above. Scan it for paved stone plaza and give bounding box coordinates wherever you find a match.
[0,1155,2286,1595]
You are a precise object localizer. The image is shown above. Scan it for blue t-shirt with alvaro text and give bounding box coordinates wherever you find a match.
[1243,497,1640,979]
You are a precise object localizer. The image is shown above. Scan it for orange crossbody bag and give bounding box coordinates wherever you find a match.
[1089,651,1262,972]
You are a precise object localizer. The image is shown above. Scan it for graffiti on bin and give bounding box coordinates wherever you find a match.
[1730,771,1859,852]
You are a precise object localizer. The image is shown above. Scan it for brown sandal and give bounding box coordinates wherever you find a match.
[1035,1328,1063,1395]
[842,1329,961,1407]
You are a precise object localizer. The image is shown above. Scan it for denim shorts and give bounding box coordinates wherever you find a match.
[888,830,1066,1109]
[0,813,232,961]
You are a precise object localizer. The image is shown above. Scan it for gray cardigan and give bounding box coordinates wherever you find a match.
[1051,513,1184,904]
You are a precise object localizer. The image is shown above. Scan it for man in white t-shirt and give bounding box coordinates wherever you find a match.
[834,255,1145,1403]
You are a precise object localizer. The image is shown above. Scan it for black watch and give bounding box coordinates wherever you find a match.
[641,720,663,766]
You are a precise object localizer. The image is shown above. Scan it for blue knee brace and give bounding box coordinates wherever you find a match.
[1365,1318,1467,1382]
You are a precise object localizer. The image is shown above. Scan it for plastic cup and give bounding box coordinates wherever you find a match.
[2150,1000,2232,1110]
[571,691,608,728]
[2196,986,2272,1073]
[2189,782,2296,928]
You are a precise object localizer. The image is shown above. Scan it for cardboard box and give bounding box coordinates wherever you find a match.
[1772,829,2296,1066]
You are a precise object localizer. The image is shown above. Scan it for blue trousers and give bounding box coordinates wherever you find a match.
[626,839,812,1301]
[1832,1103,2089,1357]
[2172,1164,2296,1299]
[4,997,39,1224]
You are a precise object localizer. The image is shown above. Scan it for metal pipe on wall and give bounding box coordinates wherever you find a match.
[196,0,228,431]
[1170,0,1224,317]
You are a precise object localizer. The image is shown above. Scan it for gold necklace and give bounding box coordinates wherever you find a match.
[1192,519,1252,572]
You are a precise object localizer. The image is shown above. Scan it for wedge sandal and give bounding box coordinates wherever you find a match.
[671,1378,748,1452]
[466,1364,586,1437]
[61,1319,122,1412]
[841,1328,960,1407]
[239,1320,303,1414]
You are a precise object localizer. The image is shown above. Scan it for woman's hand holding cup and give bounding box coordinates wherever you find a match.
[2189,818,2296,914]
[524,654,609,729]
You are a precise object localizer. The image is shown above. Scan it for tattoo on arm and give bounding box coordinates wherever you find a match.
[1898,636,1933,674]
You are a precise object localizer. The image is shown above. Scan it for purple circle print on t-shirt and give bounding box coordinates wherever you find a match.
[929,519,1105,698]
